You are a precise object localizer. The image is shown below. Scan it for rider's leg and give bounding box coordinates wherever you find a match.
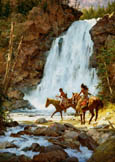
[76,98,83,114]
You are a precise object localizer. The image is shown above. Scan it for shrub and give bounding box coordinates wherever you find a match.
[96,40,115,103]
[17,0,40,15]
[0,0,11,18]
[80,1,115,20]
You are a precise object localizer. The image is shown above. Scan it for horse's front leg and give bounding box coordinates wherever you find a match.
[95,107,98,121]
[51,111,57,118]
[80,114,83,124]
[89,110,94,124]
[83,112,86,124]
[60,111,63,120]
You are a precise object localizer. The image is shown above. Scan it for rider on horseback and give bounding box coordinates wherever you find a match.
[76,83,90,114]
[56,88,67,112]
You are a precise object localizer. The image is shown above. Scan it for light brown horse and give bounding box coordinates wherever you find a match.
[45,98,76,120]
[72,93,103,124]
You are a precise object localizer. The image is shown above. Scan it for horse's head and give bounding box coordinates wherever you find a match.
[45,98,50,107]
[72,92,79,104]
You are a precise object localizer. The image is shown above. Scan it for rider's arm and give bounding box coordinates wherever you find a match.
[77,90,82,98]
[56,95,61,98]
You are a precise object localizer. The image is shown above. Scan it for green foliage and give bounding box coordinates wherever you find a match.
[0,0,42,17]
[17,0,40,15]
[0,19,11,48]
[42,1,48,12]
[80,1,115,20]
[0,0,11,18]
[97,40,115,103]
[0,91,10,124]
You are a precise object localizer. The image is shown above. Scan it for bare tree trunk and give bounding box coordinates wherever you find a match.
[11,36,23,74]
[3,22,23,94]
[104,62,113,95]
[3,22,14,94]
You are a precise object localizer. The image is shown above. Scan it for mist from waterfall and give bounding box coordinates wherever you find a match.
[24,19,99,114]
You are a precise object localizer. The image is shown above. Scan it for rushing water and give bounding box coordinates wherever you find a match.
[24,19,98,114]
[0,126,93,160]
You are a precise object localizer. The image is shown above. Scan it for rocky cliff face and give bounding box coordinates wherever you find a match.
[0,0,82,107]
[90,13,115,67]
[9,0,82,89]
[90,13,115,86]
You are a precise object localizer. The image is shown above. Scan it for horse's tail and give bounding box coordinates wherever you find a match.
[95,99,104,121]
[98,99,104,109]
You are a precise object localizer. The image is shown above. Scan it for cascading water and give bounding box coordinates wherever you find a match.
[24,19,99,114]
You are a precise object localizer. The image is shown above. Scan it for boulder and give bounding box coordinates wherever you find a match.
[33,127,58,137]
[40,145,65,153]
[33,149,68,162]
[0,142,18,149]
[63,130,79,140]
[62,157,79,162]
[88,138,115,162]
[49,122,66,133]
[0,153,32,162]
[5,121,19,127]
[23,143,41,152]
[35,118,48,124]
[78,132,98,150]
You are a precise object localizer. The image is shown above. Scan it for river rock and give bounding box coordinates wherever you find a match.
[33,149,68,162]
[64,123,80,131]
[88,138,115,162]
[0,153,32,162]
[63,130,79,140]
[87,129,102,144]
[0,130,5,135]
[33,127,58,137]
[48,135,80,150]
[49,122,66,133]
[0,142,18,149]
[23,143,41,152]
[94,124,110,129]
[33,123,66,136]
[35,118,48,124]
[40,145,65,153]
[10,129,33,137]
[63,157,79,162]
[78,132,98,150]
[5,121,19,127]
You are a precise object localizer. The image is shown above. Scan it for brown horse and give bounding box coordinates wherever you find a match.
[45,98,76,120]
[72,93,103,124]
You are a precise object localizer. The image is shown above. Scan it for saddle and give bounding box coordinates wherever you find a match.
[80,99,88,108]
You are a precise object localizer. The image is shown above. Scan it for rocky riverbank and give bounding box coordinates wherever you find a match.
[0,116,115,162]
[0,105,115,162]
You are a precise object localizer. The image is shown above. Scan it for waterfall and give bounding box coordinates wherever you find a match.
[24,19,99,114]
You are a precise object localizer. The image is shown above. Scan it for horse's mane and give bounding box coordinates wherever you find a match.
[46,98,60,104]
